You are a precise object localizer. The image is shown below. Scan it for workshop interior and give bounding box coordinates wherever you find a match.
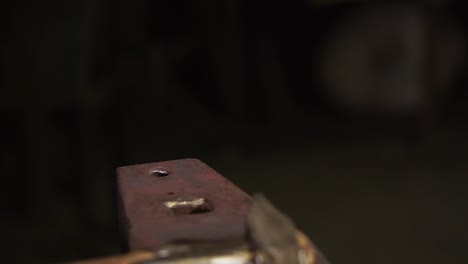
[2,0,468,263]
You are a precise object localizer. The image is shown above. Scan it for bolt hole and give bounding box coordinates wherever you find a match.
[164,197,213,215]
[167,192,174,195]
[151,168,171,177]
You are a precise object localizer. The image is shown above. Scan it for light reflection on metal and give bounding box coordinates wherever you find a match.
[141,246,253,264]
[164,197,213,215]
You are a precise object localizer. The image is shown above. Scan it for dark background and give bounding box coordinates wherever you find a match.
[2,0,468,263]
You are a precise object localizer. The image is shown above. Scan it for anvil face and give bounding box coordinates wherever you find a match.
[117,159,253,251]
[67,159,327,264]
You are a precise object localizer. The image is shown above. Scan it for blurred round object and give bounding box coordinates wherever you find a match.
[319,3,464,114]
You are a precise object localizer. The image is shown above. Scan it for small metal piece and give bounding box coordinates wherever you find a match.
[163,197,213,215]
[247,194,328,264]
[151,168,171,177]
[247,194,301,264]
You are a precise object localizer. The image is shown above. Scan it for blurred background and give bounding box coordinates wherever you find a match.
[2,0,468,263]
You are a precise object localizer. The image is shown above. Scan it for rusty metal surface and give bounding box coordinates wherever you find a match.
[117,158,253,251]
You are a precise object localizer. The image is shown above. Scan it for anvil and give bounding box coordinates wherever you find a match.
[66,159,329,264]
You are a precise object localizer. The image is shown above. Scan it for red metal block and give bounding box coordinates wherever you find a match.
[117,158,253,251]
